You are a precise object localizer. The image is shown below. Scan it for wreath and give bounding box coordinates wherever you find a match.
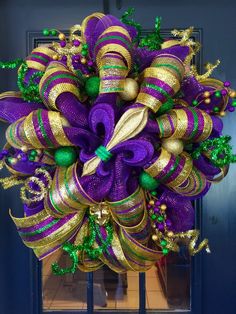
[0,10,235,275]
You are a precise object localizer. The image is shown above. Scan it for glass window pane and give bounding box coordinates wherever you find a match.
[42,250,87,311]
[148,248,191,310]
[43,250,190,311]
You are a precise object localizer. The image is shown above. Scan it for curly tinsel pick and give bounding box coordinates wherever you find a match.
[52,215,113,275]
[192,135,236,167]
[190,60,221,82]
[0,176,25,189]
[17,61,44,103]
[166,229,211,256]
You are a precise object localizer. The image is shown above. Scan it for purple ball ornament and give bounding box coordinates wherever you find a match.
[224,81,231,87]
[60,40,66,48]
[73,40,80,47]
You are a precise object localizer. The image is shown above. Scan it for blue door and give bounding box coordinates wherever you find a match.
[0,1,236,314]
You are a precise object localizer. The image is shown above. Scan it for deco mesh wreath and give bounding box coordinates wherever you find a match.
[0,10,236,275]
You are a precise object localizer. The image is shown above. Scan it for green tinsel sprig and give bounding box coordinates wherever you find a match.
[192,135,236,167]
[0,58,24,69]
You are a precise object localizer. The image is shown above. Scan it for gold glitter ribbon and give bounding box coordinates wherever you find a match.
[44,163,96,218]
[107,188,145,227]
[144,148,208,196]
[145,148,193,188]
[10,207,85,259]
[136,54,185,112]
[82,106,148,176]
[6,110,72,149]
[25,46,55,71]
[80,12,105,42]
[0,176,24,189]
[39,61,83,110]
[99,53,128,93]
[156,108,213,142]
[96,25,132,71]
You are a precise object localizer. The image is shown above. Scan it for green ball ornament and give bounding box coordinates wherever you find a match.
[151,214,157,220]
[139,171,159,191]
[85,76,100,98]
[43,28,50,36]
[30,149,37,157]
[192,99,198,106]
[215,91,221,98]
[162,248,169,255]
[29,155,35,161]
[50,29,57,36]
[81,49,88,56]
[54,146,77,167]
[160,239,167,247]
[232,100,236,107]
[213,106,220,113]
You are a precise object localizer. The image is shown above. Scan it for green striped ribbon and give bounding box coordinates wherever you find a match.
[37,109,54,147]
[161,156,180,183]
[19,219,59,236]
[153,63,182,80]
[187,108,199,140]
[30,53,49,63]
[41,73,82,97]
[100,65,128,70]
[95,35,131,50]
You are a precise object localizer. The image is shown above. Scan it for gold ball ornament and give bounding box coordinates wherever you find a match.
[230,91,236,98]
[167,231,174,237]
[58,33,65,41]
[81,57,87,64]
[204,98,211,104]
[160,204,167,211]
[52,54,59,61]
[119,78,139,101]
[152,234,158,241]
[219,111,226,117]
[203,91,211,98]
[162,138,184,155]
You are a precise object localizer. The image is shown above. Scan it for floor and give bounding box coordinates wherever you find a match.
[42,250,170,311]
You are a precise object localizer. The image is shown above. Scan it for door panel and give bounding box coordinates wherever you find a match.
[109,2,236,313]
[0,2,103,314]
